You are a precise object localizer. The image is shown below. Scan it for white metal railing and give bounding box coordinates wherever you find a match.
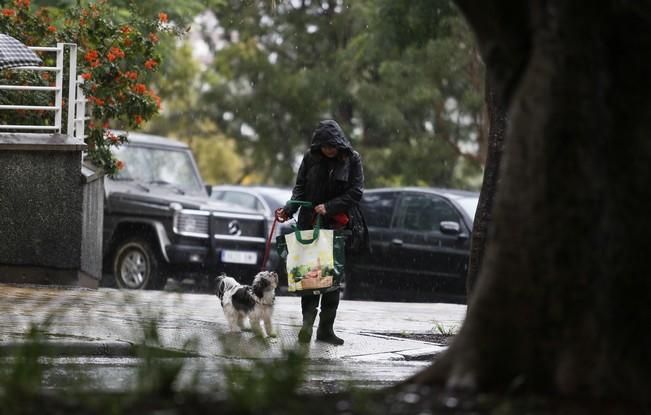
[0,42,88,139]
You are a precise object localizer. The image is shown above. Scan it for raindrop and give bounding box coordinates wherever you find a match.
[402,392,420,404]
[444,396,459,408]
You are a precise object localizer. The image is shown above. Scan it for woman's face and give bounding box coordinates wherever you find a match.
[321,145,338,158]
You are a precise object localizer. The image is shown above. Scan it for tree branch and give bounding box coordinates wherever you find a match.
[454,1,532,106]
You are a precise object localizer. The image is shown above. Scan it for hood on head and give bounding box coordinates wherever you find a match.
[310,120,353,154]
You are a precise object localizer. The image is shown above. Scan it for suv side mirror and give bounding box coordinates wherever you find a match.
[439,221,461,235]
[205,185,213,197]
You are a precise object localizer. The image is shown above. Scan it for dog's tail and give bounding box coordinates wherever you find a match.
[214,273,227,300]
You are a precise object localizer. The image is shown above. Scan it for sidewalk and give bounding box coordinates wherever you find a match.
[0,284,466,360]
[0,284,467,391]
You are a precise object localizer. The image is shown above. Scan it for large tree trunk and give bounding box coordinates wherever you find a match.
[412,1,651,403]
[465,72,507,299]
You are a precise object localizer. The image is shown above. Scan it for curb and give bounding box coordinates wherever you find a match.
[0,341,199,358]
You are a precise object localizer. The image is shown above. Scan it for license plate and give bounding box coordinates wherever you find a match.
[221,250,258,265]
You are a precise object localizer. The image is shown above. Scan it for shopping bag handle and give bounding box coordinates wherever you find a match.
[294,215,321,244]
[284,200,323,244]
[285,200,313,209]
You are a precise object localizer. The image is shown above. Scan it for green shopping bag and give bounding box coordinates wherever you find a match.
[276,202,346,296]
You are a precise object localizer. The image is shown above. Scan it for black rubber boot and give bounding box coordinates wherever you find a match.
[316,290,344,345]
[298,321,313,344]
[298,298,318,344]
[316,325,344,345]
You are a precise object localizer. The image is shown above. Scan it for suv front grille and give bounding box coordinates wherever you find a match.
[173,210,210,238]
[212,211,266,243]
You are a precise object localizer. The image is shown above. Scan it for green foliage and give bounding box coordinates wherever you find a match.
[0,0,182,176]
[143,41,251,184]
[196,0,485,188]
[0,325,46,414]
[223,348,307,413]
[0,307,310,414]
[190,135,246,184]
[432,321,458,336]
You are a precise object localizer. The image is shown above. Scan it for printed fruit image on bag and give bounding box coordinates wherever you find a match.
[286,229,335,292]
[276,207,346,295]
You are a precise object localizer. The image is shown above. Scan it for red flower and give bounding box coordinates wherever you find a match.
[120,25,131,35]
[153,94,161,109]
[124,70,138,80]
[81,72,92,80]
[84,50,99,62]
[1,9,16,16]
[134,115,143,125]
[144,59,157,70]
[148,32,159,43]
[89,96,105,106]
[105,132,120,143]
[158,12,168,23]
[14,0,29,9]
[47,25,56,33]
[132,83,147,94]
[111,47,125,58]
[107,46,124,62]
[115,160,125,170]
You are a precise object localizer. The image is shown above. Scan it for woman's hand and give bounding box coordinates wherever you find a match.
[314,204,327,215]
[275,208,290,222]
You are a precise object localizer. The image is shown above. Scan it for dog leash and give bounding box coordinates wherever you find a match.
[260,201,313,271]
[260,208,286,271]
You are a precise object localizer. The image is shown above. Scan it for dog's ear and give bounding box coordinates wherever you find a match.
[253,277,269,298]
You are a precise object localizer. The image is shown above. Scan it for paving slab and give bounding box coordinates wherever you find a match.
[0,284,467,391]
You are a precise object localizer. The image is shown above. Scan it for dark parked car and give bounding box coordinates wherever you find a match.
[348,187,479,303]
[102,133,268,290]
[208,185,293,277]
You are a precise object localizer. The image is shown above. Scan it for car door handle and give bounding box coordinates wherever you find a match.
[391,238,404,246]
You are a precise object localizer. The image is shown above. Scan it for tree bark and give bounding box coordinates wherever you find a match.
[410,1,651,403]
[465,70,506,299]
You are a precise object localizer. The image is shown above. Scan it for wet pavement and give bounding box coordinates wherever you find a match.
[0,283,466,393]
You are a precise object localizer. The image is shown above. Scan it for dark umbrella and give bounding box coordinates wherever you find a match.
[0,33,42,70]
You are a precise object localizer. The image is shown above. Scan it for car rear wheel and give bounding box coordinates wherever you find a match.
[112,238,165,290]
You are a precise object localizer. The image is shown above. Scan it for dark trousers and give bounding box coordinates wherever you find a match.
[301,289,340,328]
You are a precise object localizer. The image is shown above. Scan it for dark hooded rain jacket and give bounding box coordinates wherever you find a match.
[285,120,369,253]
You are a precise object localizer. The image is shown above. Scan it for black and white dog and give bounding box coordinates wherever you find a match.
[215,271,279,337]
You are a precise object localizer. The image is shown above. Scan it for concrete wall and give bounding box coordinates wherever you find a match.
[80,163,104,283]
[0,133,103,288]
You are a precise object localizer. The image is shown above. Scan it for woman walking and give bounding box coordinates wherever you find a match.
[279,119,368,345]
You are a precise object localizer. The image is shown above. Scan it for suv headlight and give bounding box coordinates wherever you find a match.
[173,209,210,238]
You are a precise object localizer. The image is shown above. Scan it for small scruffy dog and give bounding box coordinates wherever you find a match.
[215,271,279,337]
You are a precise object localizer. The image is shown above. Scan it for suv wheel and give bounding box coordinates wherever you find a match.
[112,238,165,290]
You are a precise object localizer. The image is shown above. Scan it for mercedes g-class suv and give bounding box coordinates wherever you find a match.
[102,132,268,290]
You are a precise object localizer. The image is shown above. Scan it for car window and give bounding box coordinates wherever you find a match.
[113,145,203,192]
[398,193,461,232]
[361,192,399,228]
[221,191,260,211]
[210,190,224,201]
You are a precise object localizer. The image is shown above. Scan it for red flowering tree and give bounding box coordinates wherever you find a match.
[0,0,181,175]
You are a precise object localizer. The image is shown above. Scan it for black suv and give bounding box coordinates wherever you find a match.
[348,187,479,303]
[102,132,268,290]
